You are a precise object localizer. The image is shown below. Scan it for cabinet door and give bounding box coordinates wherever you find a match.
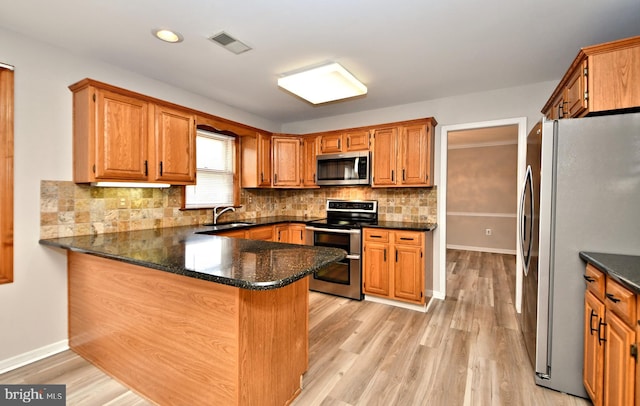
[393,245,424,303]
[345,130,370,151]
[258,133,272,187]
[603,311,635,406]
[301,136,319,187]
[584,290,605,406]
[400,124,429,186]
[371,127,397,186]
[272,137,301,186]
[566,59,588,117]
[275,224,290,243]
[153,105,196,184]
[320,133,343,154]
[289,224,306,245]
[362,241,390,296]
[95,88,149,180]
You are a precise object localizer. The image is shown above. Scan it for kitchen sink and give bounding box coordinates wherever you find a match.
[197,221,255,233]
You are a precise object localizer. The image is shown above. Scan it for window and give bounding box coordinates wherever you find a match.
[0,63,14,284]
[184,129,236,209]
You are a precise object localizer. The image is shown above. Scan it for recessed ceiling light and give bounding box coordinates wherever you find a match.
[152,28,183,43]
[277,62,367,104]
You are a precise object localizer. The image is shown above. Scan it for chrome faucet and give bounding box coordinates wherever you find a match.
[213,206,235,225]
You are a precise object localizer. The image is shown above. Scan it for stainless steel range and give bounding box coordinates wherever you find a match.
[305,199,378,300]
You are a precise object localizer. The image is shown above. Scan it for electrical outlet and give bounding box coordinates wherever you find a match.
[485,228,492,236]
[118,197,129,209]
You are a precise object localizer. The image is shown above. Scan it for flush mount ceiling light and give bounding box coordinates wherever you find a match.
[152,28,184,43]
[277,62,367,104]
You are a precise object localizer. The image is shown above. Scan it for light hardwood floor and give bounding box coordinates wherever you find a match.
[1,250,591,405]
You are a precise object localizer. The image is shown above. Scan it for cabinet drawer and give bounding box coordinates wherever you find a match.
[246,225,274,241]
[363,228,389,243]
[393,231,423,246]
[605,276,636,326]
[584,264,605,300]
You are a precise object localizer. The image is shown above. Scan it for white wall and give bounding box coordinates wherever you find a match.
[0,27,278,369]
[0,24,560,367]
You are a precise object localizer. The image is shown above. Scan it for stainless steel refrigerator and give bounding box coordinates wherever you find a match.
[519,112,640,398]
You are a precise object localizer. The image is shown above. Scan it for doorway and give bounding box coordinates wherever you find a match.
[436,117,527,312]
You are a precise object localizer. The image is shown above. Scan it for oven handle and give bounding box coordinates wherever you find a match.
[346,254,360,260]
[305,226,360,235]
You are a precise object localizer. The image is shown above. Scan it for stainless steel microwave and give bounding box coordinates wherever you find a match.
[316,151,370,186]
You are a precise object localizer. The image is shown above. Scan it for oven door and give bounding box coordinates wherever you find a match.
[305,226,363,300]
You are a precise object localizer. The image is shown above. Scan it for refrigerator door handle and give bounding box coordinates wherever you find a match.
[519,165,533,276]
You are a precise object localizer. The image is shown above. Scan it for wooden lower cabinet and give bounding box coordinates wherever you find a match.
[68,251,308,406]
[246,225,274,241]
[584,290,605,405]
[219,223,306,244]
[362,228,431,305]
[583,263,637,406]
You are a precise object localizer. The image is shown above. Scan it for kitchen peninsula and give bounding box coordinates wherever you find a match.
[40,226,345,406]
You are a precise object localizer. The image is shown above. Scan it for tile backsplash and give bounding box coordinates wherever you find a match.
[40,180,437,239]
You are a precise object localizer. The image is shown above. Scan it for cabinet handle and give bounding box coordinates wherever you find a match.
[144,160,148,176]
[300,230,303,240]
[583,275,595,283]
[400,237,414,241]
[383,249,386,262]
[370,235,382,238]
[402,169,405,181]
[606,293,620,303]
[395,250,398,262]
[558,103,564,119]
[261,172,264,183]
[159,161,163,176]
[338,139,341,150]
[274,173,278,183]
[391,170,395,182]
[278,230,281,240]
[589,310,598,335]
[314,174,316,183]
[347,137,350,148]
[598,319,607,345]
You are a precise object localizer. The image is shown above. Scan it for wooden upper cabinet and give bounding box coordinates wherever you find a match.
[272,136,301,187]
[401,124,432,186]
[372,118,436,187]
[69,79,196,185]
[241,132,272,188]
[153,105,196,184]
[301,135,319,187]
[93,88,149,181]
[542,35,640,119]
[345,130,370,151]
[371,127,397,186]
[319,132,343,154]
[319,130,370,154]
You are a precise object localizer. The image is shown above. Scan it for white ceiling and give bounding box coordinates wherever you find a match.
[1,0,639,125]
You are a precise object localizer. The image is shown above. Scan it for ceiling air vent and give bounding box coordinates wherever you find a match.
[209,31,252,54]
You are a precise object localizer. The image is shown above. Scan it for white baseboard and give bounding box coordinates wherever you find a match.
[364,295,428,313]
[446,244,516,255]
[430,290,446,300]
[0,340,69,374]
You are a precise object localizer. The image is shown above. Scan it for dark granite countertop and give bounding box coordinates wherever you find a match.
[201,216,437,233]
[362,221,437,232]
[40,226,345,291]
[579,252,640,293]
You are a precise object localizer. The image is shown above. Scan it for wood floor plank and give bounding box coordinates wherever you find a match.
[0,249,591,406]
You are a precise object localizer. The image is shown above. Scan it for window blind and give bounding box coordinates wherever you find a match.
[184,130,235,209]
